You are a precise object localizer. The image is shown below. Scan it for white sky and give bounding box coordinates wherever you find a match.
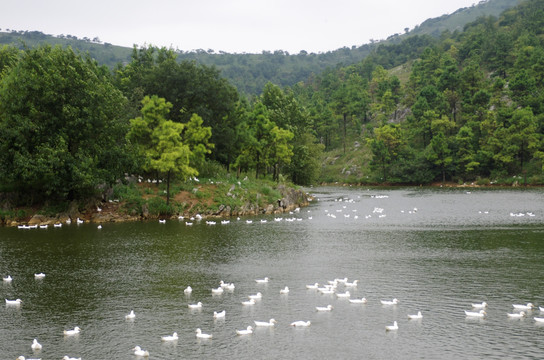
[1,0,479,54]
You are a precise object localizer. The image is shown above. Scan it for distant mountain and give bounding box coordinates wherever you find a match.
[0,0,520,94]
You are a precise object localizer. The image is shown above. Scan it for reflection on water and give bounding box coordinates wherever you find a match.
[1,187,543,359]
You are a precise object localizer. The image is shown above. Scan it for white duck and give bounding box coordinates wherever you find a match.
[161,332,178,341]
[336,291,350,298]
[472,301,487,309]
[63,326,81,335]
[31,338,42,350]
[34,273,46,279]
[211,287,224,295]
[195,328,212,339]
[306,283,319,289]
[3,275,12,282]
[290,320,311,327]
[62,357,81,360]
[248,292,262,300]
[132,346,149,357]
[188,302,203,309]
[507,311,526,319]
[385,321,399,331]
[5,298,22,305]
[316,304,333,312]
[17,357,41,360]
[242,298,256,306]
[125,310,136,320]
[254,319,277,327]
[534,317,544,323]
[213,310,226,319]
[349,298,367,304]
[540,306,544,312]
[236,326,253,335]
[345,280,358,287]
[280,286,289,294]
[184,286,192,294]
[255,277,269,283]
[408,311,423,320]
[381,298,399,305]
[465,309,486,317]
[513,303,534,310]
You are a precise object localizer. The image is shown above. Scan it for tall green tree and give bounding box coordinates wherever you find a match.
[0,45,131,202]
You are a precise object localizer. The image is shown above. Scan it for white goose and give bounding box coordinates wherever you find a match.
[465,309,486,317]
[31,338,42,350]
[188,302,203,309]
[507,311,526,319]
[349,298,367,304]
[290,320,311,327]
[161,332,178,341]
[213,310,226,319]
[381,298,399,305]
[236,326,253,335]
[132,346,149,357]
[5,298,22,305]
[255,277,269,283]
[195,328,212,339]
[408,311,423,320]
[472,301,487,309]
[63,326,81,335]
[254,319,277,327]
[385,321,399,331]
[125,310,136,320]
[316,304,333,312]
[280,286,289,294]
[513,303,534,310]
[3,275,12,282]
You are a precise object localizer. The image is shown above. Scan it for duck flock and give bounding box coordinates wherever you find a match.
[7,268,544,359]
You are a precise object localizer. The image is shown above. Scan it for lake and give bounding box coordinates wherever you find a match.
[1,187,543,359]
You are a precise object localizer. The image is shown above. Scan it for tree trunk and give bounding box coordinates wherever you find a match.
[166,170,171,206]
[343,113,347,154]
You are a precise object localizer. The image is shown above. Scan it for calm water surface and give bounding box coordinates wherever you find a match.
[1,187,543,359]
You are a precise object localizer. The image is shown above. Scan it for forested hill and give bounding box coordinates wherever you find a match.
[0,0,519,94]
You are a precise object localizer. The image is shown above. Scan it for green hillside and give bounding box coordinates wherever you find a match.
[0,0,519,94]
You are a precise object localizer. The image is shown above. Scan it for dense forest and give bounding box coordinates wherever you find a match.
[0,0,519,95]
[0,0,543,212]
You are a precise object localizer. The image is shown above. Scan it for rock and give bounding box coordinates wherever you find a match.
[28,214,46,225]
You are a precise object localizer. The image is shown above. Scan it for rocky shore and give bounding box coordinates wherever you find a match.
[4,185,310,227]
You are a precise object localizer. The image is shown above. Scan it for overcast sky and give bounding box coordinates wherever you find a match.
[1,0,479,54]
